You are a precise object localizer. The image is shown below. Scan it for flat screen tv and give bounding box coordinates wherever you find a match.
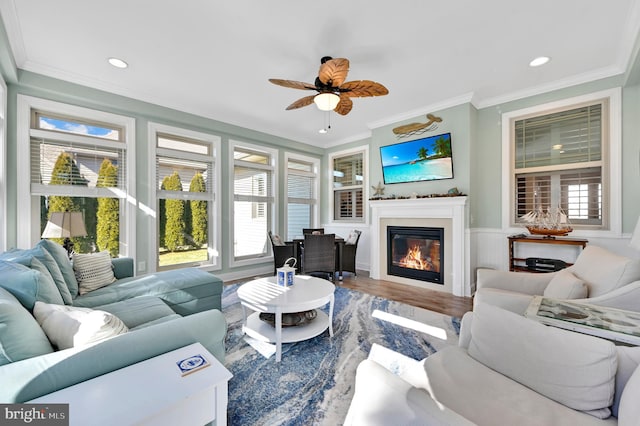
[380,133,454,184]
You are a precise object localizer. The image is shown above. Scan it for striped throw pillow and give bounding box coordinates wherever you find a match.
[73,251,116,295]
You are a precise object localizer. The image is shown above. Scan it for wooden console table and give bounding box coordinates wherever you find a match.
[508,235,588,272]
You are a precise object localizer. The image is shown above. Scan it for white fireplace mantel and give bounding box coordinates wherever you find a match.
[369,197,470,297]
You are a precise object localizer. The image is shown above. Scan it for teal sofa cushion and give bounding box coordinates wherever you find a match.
[6,256,64,305]
[73,268,223,315]
[111,257,134,279]
[0,247,73,305]
[0,260,64,309]
[96,296,178,329]
[37,239,79,298]
[0,288,54,366]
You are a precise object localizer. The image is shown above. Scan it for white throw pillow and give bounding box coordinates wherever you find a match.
[73,251,116,295]
[271,234,285,246]
[345,230,359,245]
[571,245,640,297]
[468,303,617,418]
[33,301,128,350]
[543,270,588,299]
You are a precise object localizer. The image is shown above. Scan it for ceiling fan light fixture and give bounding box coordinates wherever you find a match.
[314,93,340,111]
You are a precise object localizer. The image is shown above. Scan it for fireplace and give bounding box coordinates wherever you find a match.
[387,226,444,284]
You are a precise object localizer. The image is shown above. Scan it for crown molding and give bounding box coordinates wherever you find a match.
[475,65,624,109]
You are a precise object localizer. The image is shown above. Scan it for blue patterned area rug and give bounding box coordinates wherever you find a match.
[222,283,460,426]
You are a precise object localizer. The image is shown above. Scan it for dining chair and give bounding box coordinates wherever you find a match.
[302,233,336,281]
[268,231,297,275]
[338,229,362,276]
[303,228,325,235]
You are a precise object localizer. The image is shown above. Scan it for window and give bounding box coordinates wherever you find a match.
[285,153,319,240]
[150,123,221,270]
[230,141,276,265]
[330,147,368,222]
[16,96,136,255]
[502,88,621,233]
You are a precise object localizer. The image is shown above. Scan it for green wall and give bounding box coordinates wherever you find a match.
[325,74,640,235]
[3,68,323,276]
[370,103,473,198]
[322,103,475,225]
[3,13,640,279]
[471,75,639,231]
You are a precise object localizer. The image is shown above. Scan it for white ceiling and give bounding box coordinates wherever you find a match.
[1,0,639,148]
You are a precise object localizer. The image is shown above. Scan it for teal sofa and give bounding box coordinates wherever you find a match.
[0,239,226,403]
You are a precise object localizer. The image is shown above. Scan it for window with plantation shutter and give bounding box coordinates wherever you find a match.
[331,148,367,222]
[152,126,220,270]
[285,154,319,240]
[16,96,135,255]
[231,142,276,263]
[505,91,620,231]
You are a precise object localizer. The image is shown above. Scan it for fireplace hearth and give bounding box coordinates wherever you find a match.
[387,226,444,284]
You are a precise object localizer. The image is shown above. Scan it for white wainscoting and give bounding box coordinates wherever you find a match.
[470,228,638,294]
[321,225,637,297]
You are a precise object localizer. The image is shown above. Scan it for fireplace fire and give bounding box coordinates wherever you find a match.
[387,226,444,284]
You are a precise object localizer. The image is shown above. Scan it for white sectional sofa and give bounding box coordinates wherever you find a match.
[345,303,640,425]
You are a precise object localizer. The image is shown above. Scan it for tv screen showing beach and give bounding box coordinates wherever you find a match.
[380,133,454,184]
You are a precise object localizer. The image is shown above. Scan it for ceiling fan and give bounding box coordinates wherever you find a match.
[269,56,389,115]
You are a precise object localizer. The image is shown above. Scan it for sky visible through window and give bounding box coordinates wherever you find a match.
[39,116,120,140]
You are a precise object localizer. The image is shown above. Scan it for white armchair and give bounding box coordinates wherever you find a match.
[345,303,640,425]
[474,245,640,314]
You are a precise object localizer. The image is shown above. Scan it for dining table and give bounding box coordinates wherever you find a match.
[289,236,345,280]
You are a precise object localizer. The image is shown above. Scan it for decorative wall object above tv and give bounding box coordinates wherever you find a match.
[380,133,454,184]
[392,113,442,138]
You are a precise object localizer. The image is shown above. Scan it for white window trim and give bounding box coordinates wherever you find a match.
[148,122,222,272]
[501,87,622,237]
[0,76,6,252]
[328,145,369,225]
[16,95,137,257]
[228,140,278,268]
[283,152,320,240]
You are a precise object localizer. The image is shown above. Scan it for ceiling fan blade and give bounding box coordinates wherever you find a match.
[285,95,316,110]
[334,94,353,115]
[318,58,350,87]
[340,80,389,97]
[269,79,317,91]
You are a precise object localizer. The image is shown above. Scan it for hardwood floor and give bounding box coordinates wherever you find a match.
[226,270,473,319]
[338,271,472,318]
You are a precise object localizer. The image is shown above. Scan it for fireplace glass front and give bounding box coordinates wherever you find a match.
[387,226,444,284]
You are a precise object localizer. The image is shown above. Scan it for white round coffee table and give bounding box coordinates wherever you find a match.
[237,275,335,362]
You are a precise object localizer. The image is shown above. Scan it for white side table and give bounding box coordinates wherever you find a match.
[30,343,233,426]
[237,275,335,362]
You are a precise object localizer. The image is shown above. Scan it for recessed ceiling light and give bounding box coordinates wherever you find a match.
[318,128,328,134]
[529,56,550,67]
[108,57,128,69]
